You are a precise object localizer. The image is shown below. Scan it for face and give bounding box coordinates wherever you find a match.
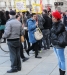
[42,11,45,14]
[65,12,67,15]
[52,16,58,22]
[32,15,37,20]
[17,16,21,21]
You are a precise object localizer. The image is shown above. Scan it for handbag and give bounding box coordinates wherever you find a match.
[34,27,43,40]
[21,35,24,42]
[58,31,67,46]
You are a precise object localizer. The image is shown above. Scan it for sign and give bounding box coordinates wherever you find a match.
[32,4,42,14]
[14,0,27,12]
[54,2,63,6]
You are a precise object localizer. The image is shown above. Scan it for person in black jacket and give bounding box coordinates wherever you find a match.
[42,9,52,50]
[51,11,66,75]
[0,11,6,43]
[63,10,67,31]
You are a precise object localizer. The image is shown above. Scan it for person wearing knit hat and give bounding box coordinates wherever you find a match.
[2,10,23,73]
[9,10,16,15]
[51,10,66,75]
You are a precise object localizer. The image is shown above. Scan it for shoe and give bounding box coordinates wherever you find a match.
[7,69,18,73]
[35,56,42,58]
[59,69,65,75]
[26,50,29,56]
[17,68,21,71]
[23,58,29,62]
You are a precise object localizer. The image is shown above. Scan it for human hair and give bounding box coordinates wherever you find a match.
[31,13,36,17]
[43,9,48,14]
[0,11,6,19]
[16,14,20,19]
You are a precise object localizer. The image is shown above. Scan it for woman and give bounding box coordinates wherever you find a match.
[26,13,42,58]
[51,11,66,75]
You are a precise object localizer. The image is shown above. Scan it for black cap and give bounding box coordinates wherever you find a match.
[9,10,16,15]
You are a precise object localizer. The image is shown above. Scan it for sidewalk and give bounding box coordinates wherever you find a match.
[0,43,67,75]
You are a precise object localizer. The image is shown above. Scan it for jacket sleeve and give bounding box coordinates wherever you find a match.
[2,22,11,38]
[28,21,37,31]
[55,24,65,35]
[20,25,24,36]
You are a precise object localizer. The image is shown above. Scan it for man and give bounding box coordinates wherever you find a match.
[42,9,52,50]
[16,14,29,62]
[2,10,23,73]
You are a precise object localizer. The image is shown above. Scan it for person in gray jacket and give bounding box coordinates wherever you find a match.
[2,10,23,73]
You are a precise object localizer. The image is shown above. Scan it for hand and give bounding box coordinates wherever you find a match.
[36,22,38,26]
[22,24,24,28]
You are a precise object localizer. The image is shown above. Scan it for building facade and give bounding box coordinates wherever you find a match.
[0,0,67,11]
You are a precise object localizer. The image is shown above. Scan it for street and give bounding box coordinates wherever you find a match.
[0,43,67,75]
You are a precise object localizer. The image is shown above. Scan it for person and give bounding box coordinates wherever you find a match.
[63,10,67,31]
[26,13,42,58]
[2,10,23,73]
[20,12,30,50]
[51,11,66,75]
[0,11,6,43]
[42,9,51,50]
[16,14,29,62]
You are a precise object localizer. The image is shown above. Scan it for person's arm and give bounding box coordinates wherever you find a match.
[55,23,65,35]
[2,22,11,38]
[28,21,37,31]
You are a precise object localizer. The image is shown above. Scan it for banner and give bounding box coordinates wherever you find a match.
[40,0,43,11]
[32,4,42,14]
[14,0,27,12]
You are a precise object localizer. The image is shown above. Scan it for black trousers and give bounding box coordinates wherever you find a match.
[7,39,21,69]
[27,42,39,57]
[24,30,30,49]
[20,43,25,59]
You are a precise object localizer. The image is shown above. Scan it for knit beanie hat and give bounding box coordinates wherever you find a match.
[52,11,61,20]
[9,10,16,15]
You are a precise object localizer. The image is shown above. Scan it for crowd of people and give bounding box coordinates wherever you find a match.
[0,9,67,75]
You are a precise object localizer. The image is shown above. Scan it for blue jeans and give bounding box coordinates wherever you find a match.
[53,47,66,71]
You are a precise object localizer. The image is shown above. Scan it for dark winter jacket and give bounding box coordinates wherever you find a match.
[43,14,52,29]
[63,15,67,26]
[51,21,65,48]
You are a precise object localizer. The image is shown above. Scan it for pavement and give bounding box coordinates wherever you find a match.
[0,43,67,75]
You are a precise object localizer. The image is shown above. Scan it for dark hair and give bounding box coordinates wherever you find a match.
[16,14,20,18]
[43,9,48,14]
[31,13,36,17]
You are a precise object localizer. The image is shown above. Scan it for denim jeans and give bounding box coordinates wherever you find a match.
[53,47,66,71]
[42,29,50,49]
[7,39,21,69]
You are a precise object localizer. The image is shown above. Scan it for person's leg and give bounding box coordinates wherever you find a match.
[20,43,25,59]
[34,42,42,58]
[16,47,21,71]
[53,47,61,69]
[57,48,66,71]
[42,30,47,50]
[53,47,66,75]
[26,44,34,55]
[26,31,30,49]
[7,41,18,73]
[46,34,50,49]
[8,43,17,69]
